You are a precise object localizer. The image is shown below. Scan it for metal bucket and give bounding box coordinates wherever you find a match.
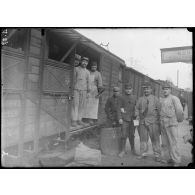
[100,127,121,156]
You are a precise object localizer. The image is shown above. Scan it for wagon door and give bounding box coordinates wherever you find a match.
[41,59,74,134]
[1,28,28,150]
[40,31,76,138]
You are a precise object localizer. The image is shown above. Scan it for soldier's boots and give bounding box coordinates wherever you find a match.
[131,148,137,156]
[118,151,126,158]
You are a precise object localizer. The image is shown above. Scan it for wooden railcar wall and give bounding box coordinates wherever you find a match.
[98,54,123,123]
[2,29,43,147]
[123,68,161,99]
[2,29,71,147]
[185,91,192,117]
[2,29,192,148]
[123,67,192,117]
[25,29,72,141]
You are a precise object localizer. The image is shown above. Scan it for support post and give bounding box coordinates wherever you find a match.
[33,29,46,154]
[63,48,76,147]
[18,29,31,163]
[60,39,80,62]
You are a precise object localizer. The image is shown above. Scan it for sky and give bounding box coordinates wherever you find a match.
[76,28,192,90]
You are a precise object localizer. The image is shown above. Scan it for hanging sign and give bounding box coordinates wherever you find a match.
[161,46,192,63]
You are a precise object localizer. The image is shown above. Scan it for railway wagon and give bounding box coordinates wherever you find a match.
[1,28,125,153]
[123,66,192,117]
[123,66,161,98]
[1,28,192,159]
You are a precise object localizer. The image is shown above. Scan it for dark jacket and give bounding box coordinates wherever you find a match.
[121,94,137,122]
[105,95,124,122]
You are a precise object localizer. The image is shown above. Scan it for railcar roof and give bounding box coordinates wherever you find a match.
[48,28,126,65]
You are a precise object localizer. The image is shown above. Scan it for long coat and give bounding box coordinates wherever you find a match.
[105,95,124,124]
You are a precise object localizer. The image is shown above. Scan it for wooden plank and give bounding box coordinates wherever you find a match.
[31,65,40,74]
[2,55,25,90]
[42,65,71,93]
[18,29,31,161]
[33,29,44,153]
[27,80,39,91]
[30,46,41,55]
[31,29,41,38]
[31,37,42,47]
[28,73,39,82]
[29,57,40,66]
[18,93,26,159]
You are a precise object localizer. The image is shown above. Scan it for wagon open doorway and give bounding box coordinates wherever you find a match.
[44,29,102,137]
[41,30,78,143]
[75,43,102,126]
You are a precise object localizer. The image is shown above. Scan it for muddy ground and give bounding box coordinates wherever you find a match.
[2,120,193,168]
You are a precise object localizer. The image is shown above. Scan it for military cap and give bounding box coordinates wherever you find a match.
[113,86,120,92]
[142,81,152,88]
[75,54,81,60]
[81,57,89,62]
[162,82,171,89]
[124,83,132,89]
[91,61,98,66]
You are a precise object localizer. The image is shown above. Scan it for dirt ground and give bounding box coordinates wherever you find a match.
[100,120,193,167]
[2,120,193,168]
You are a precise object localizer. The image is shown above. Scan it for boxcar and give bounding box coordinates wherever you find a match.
[1,28,192,156]
[2,28,126,151]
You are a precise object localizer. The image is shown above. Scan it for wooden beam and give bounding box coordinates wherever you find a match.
[18,29,31,163]
[60,39,80,62]
[33,29,46,154]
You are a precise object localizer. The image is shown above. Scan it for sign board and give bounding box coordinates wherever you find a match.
[161,46,192,63]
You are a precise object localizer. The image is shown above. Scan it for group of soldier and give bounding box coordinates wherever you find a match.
[70,54,184,167]
[105,81,184,167]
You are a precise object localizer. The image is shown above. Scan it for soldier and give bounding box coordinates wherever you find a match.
[160,82,184,166]
[119,84,137,157]
[71,56,90,127]
[83,61,103,125]
[74,54,81,67]
[104,86,124,128]
[135,81,161,161]
[178,90,186,111]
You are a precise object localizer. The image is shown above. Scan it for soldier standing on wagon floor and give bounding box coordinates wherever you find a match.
[135,82,161,161]
[71,57,91,127]
[83,61,103,125]
[74,54,81,67]
[160,82,184,166]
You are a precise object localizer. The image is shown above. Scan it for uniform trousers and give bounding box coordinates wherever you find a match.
[71,89,87,121]
[121,121,135,151]
[160,121,181,163]
[138,122,161,157]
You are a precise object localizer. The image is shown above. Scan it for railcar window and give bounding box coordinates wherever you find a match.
[47,33,72,64]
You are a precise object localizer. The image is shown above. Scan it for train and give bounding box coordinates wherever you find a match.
[2,28,192,152]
